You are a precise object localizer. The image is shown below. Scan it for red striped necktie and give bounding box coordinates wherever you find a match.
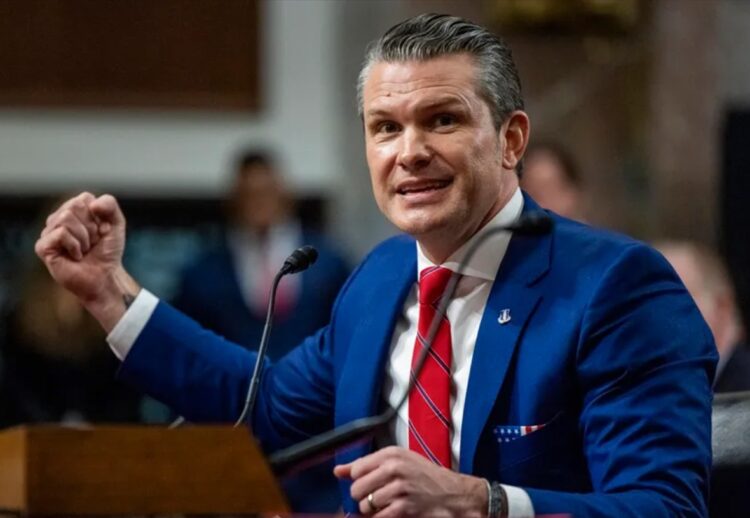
[408,266,454,468]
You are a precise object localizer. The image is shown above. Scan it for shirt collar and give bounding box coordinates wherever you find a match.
[416,187,524,282]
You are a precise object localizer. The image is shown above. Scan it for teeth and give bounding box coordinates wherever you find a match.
[401,181,448,194]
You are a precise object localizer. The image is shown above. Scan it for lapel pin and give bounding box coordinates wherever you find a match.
[498,309,511,325]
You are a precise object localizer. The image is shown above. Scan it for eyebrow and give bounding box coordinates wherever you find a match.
[365,108,391,119]
[365,97,466,119]
[416,97,466,111]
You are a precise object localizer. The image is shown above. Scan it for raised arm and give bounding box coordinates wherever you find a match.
[35,192,140,332]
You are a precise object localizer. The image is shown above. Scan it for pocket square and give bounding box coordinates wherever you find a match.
[493,423,547,443]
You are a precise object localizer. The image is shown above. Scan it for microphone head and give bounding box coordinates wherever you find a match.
[510,212,554,235]
[282,245,319,274]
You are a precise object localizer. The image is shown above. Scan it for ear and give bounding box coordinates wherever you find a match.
[500,111,531,170]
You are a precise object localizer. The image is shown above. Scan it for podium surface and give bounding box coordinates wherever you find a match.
[0,425,288,516]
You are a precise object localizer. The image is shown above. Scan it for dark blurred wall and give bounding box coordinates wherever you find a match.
[648,0,719,244]
[722,111,750,337]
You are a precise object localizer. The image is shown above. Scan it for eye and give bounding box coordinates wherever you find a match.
[434,113,457,128]
[377,121,400,134]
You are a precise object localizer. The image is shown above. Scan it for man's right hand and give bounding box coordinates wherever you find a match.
[35,192,140,332]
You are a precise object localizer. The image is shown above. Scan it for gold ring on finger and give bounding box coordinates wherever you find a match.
[367,492,379,513]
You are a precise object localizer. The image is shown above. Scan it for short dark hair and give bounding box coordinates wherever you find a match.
[357,13,524,129]
[233,149,277,176]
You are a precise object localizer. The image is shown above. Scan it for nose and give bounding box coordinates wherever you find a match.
[397,127,432,171]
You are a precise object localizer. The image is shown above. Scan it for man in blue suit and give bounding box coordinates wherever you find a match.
[36,14,716,517]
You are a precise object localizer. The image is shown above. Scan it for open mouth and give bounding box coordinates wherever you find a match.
[397,179,452,195]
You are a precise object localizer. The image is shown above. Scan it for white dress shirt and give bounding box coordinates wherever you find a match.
[228,221,302,315]
[380,187,532,516]
[107,188,533,517]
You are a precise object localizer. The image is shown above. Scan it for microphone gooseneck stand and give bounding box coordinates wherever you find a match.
[234,245,319,427]
[169,245,319,430]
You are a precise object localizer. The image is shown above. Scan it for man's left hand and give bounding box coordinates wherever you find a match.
[333,446,487,517]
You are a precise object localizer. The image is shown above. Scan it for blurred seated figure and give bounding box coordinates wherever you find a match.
[657,241,750,393]
[173,149,350,360]
[0,259,143,426]
[659,242,750,518]
[520,142,587,221]
[171,149,349,512]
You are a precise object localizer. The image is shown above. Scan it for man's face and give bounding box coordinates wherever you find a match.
[362,54,516,255]
[232,165,288,232]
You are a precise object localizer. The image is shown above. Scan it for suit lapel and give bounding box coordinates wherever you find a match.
[336,247,417,465]
[459,198,552,473]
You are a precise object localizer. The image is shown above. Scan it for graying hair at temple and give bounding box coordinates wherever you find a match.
[356,13,525,130]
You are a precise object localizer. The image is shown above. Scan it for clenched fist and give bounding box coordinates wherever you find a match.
[35,192,140,332]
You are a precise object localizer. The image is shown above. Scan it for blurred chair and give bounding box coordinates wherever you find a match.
[711,391,750,517]
[713,391,750,469]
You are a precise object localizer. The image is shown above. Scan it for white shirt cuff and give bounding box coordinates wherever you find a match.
[503,484,535,518]
[106,289,159,361]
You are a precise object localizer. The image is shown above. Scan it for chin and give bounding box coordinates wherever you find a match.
[392,213,451,239]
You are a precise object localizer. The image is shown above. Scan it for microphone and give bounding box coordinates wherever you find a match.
[280,245,318,275]
[232,245,319,427]
[268,211,553,473]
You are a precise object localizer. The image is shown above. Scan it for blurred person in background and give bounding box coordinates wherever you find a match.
[520,142,587,221]
[171,149,348,512]
[657,240,750,393]
[173,149,349,360]
[0,250,143,426]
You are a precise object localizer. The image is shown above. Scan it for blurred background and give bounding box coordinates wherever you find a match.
[0,0,748,420]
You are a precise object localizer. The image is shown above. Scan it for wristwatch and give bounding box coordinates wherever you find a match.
[485,479,509,517]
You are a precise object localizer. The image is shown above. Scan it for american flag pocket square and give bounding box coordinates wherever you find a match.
[493,423,547,443]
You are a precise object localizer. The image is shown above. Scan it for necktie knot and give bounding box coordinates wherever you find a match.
[418,266,454,306]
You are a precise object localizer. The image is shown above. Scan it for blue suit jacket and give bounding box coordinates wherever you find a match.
[119,196,717,517]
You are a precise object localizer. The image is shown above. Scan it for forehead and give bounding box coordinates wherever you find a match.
[362,53,482,113]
